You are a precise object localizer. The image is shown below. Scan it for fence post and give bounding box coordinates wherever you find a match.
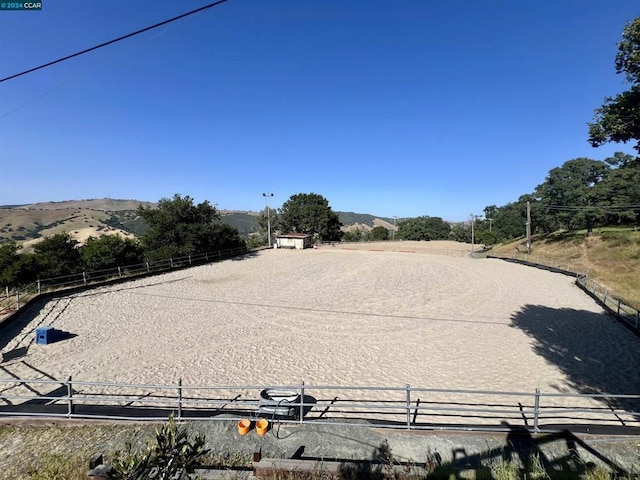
[205,253,209,262]
[170,258,174,268]
[146,262,150,273]
[300,381,305,424]
[16,290,20,310]
[188,254,192,265]
[118,266,122,278]
[406,384,411,429]
[37,279,41,295]
[83,272,87,285]
[219,251,222,260]
[617,299,621,316]
[533,388,540,434]
[67,376,73,418]
[178,379,183,421]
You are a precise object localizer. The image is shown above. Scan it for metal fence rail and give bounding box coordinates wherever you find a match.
[318,241,473,257]
[488,252,640,336]
[576,274,640,333]
[1,378,638,433]
[0,246,251,321]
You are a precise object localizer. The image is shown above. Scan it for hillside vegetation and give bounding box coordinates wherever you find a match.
[0,199,395,245]
[0,199,154,245]
[489,228,640,310]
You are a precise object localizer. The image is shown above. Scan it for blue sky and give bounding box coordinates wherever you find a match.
[0,1,638,221]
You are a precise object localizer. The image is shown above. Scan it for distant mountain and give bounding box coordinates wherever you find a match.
[8,198,155,211]
[0,199,395,243]
[337,212,396,229]
[0,198,154,244]
[220,212,259,235]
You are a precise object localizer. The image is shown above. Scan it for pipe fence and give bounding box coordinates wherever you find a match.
[488,252,640,336]
[1,378,638,433]
[317,241,474,257]
[0,245,251,323]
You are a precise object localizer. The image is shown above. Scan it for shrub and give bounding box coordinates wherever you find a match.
[109,415,209,480]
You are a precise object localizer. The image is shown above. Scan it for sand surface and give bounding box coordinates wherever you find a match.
[2,242,639,424]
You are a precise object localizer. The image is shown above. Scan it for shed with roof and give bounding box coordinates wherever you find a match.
[276,233,312,249]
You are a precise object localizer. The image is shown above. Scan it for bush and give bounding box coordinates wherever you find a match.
[109,415,209,480]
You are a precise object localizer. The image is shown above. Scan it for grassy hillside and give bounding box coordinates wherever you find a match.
[0,199,154,245]
[489,228,640,310]
[0,199,398,244]
[338,211,394,226]
[220,212,259,235]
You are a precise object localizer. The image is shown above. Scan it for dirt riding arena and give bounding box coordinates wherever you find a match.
[1,241,639,425]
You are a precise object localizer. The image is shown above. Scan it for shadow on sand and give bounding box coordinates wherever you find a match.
[510,304,640,418]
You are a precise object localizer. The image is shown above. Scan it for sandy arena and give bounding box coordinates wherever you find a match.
[2,242,639,401]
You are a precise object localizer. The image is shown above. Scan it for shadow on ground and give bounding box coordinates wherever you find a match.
[510,304,640,417]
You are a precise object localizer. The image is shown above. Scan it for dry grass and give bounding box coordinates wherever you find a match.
[0,207,134,250]
[0,422,156,479]
[489,229,640,310]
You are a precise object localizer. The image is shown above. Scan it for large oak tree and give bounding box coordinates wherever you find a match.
[138,194,244,261]
[589,17,640,153]
[279,193,342,241]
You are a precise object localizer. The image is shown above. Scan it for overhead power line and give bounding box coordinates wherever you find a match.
[543,204,640,212]
[0,0,230,83]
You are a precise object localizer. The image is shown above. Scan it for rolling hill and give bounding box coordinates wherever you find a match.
[0,199,394,244]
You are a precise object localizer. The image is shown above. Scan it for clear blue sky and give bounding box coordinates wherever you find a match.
[0,1,638,221]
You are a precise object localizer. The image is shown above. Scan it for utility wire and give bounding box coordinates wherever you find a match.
[0,14,192,119]
[542,204,640,211]
[0,0,230,83]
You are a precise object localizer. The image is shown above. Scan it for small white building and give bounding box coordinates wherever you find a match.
[276,233,313,250]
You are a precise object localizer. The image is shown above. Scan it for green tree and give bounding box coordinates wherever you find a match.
[279,193,343,241]
[342,227,367,242]
[396,216,451,241]
[534,158,610,232]
[370,226,389,241]
[0,242,20,287]
[255,206,281,246]
[597,152,640,224]
[589,17,640,153]
[487,200,527,242]
[138,194,244,261]
[449,224,472,243]
[33,233,83,279]
[0,242,38,288]
[80,235,144,271]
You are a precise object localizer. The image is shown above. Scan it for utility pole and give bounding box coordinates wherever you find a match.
[488,218,493,232]
[525,201,532,254]
[262,193,274,248]
[470,214,475,254]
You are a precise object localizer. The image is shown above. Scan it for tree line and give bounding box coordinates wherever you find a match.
[0,195,245,290]
[2,17,639,289]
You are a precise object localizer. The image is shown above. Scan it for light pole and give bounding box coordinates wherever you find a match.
[262,193,274,247]
[470,214,475,254]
